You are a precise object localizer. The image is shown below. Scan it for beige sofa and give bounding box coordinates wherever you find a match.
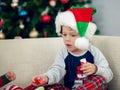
[0,35,120,90]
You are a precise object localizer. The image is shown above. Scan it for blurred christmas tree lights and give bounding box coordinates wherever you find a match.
[0,0,92,39]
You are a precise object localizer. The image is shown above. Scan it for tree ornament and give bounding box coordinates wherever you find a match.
[14,36,22,39]
[22,2,27,7]
[11,0,19,8]
[0,2,7,7]
[26,17,31,23]
[19,21,25,29]
[60,0,69,4]
[0,6,2,11]
[19,10,28,16]
[84,3,91,7]
[41,7,51,23]
[11,3,18,8]
[29,28,39,38]
[0,30,5,39]
[41,7,50,15]
[49,0,56,7]
[14,29,22,39]
[19,23,24,29]
[41,14,51,23]
[0,19,4,28]
[43,31,47,38]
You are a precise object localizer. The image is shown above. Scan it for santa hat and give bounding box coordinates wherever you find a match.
[55,6,97,50]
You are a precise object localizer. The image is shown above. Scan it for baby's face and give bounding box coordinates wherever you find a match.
[61,26,82,53]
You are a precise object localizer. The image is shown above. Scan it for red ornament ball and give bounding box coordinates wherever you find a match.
[60,0,69,4]
[41,14,51,23]
[0,31,5,39]
[49,0,56,7]
[44,31,47,38]
[0,20,4,27]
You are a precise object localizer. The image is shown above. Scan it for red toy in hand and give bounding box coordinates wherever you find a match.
[32,75,47,86]
[81,58,87,65]
[34,77,46,85]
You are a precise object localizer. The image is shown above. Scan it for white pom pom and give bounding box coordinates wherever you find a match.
[75,37,89,50]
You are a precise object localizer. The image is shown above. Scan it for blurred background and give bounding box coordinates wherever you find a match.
[0,0,119,39]
[92,0,120,36]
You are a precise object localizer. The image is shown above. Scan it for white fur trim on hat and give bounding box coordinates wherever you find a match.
[55,11,78,35]
[85,22,97,40]
[55,11,97,40]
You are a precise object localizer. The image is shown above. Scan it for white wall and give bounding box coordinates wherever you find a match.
[92,0,120,36]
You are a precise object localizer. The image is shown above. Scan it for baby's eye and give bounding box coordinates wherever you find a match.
[62,34,67,37]
[71,34,77,37]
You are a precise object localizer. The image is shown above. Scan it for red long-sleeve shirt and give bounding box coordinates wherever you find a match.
[0,74,11,88]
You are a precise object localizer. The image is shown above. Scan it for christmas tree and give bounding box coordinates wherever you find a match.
[0,0,92,39]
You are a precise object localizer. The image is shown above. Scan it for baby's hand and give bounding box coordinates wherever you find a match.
[81,62,97,76]
[6,71,16,81]
[32,74,48,86]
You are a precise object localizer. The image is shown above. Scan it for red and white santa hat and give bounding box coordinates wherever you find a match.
[4,85,23,90]
[55,6,97,50]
